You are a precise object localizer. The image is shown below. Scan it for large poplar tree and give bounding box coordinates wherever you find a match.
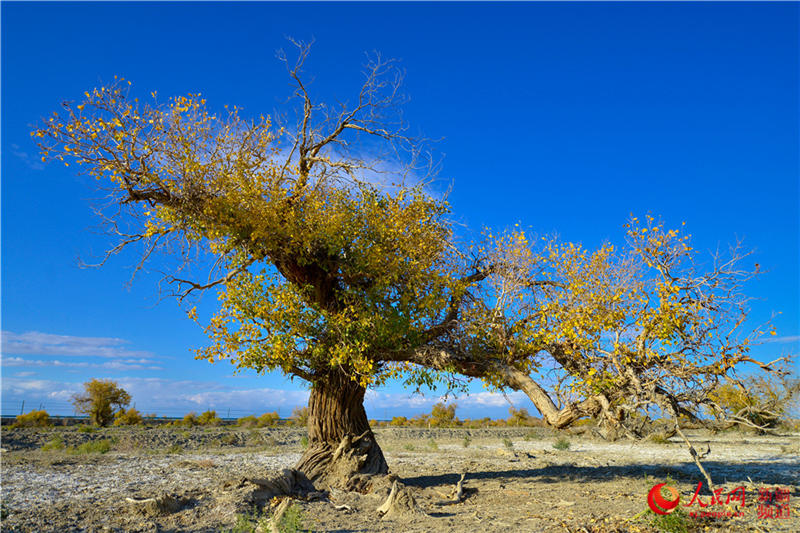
[35,46,786,489]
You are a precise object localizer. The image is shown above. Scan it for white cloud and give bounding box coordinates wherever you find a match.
[365,389,528,410]
[1,377,81,401]
[1,356,162,371]
[1,331,157,359]
[185,388,310,409]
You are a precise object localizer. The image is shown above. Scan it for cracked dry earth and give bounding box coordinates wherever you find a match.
[1,426,798,532]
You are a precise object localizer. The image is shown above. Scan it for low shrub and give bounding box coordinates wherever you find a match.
[113,408,143,426]
[167,444,183,454]
[257,412,280,427]
[198,410,222,426]
[13,410,51,428]
[182,412,198,427]
[72,439,112,454]
[553,437,571,451]
[237,415,259,428]
[41,435,65,451]
[389,415,408,427]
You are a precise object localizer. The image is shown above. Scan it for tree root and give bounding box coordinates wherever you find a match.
[125,493,186,516]
[376,480,424,519]
[297,431,388,491]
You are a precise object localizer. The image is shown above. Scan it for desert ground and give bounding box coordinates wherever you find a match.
[1,425,798,532]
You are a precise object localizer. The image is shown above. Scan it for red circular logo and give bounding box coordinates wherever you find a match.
[648,483,680,515]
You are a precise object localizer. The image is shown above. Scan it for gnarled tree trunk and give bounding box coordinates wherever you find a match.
[295,371,388,490]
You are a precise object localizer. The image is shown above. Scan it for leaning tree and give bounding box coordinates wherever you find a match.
[35,45,789,490]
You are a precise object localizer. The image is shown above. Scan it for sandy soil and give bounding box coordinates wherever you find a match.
[1,426,798,532]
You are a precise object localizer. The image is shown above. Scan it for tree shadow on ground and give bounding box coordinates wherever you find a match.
[401,460,799,489]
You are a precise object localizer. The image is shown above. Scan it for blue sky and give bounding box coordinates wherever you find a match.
[2,2,798,419]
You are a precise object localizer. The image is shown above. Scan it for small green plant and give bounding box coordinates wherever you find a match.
[649,433,671,444]
[77,425,97,433]
[553,437,571,451]
[649,506,691,533]
[299,435,309,449]
[41,435,65,451]
[404,443,414,451]
[462,435,472,448]
[167,444,183,454]
[427,438,438,450]
[277,502,304,533]
[227,502,304,533]
[13,410,51,428]
[72,439,112,454]
[523,430,537,441]
[228,507,268,533]
[502,437,513,450]
[220,433,238,446]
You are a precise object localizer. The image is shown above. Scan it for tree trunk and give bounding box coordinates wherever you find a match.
[294,371,388,489]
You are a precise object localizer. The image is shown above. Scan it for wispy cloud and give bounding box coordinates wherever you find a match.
[1,331,156,359]
[9,143,45,171]
[766,335,800,345]
[1,356,162,371]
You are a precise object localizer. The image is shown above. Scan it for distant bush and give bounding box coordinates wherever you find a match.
[197,410,221,426]
[72,378,131,427]
[290,407,309,427]
[462,417,491,429]
[389,416,408,427]
[258,412,280,427]
[507,407,532,427]
[113,408,143,426]
[237,415,259,427]
[238,411,280,428]
[182,412,198,427]
[13,409,51,428]
[430,402,458,427]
